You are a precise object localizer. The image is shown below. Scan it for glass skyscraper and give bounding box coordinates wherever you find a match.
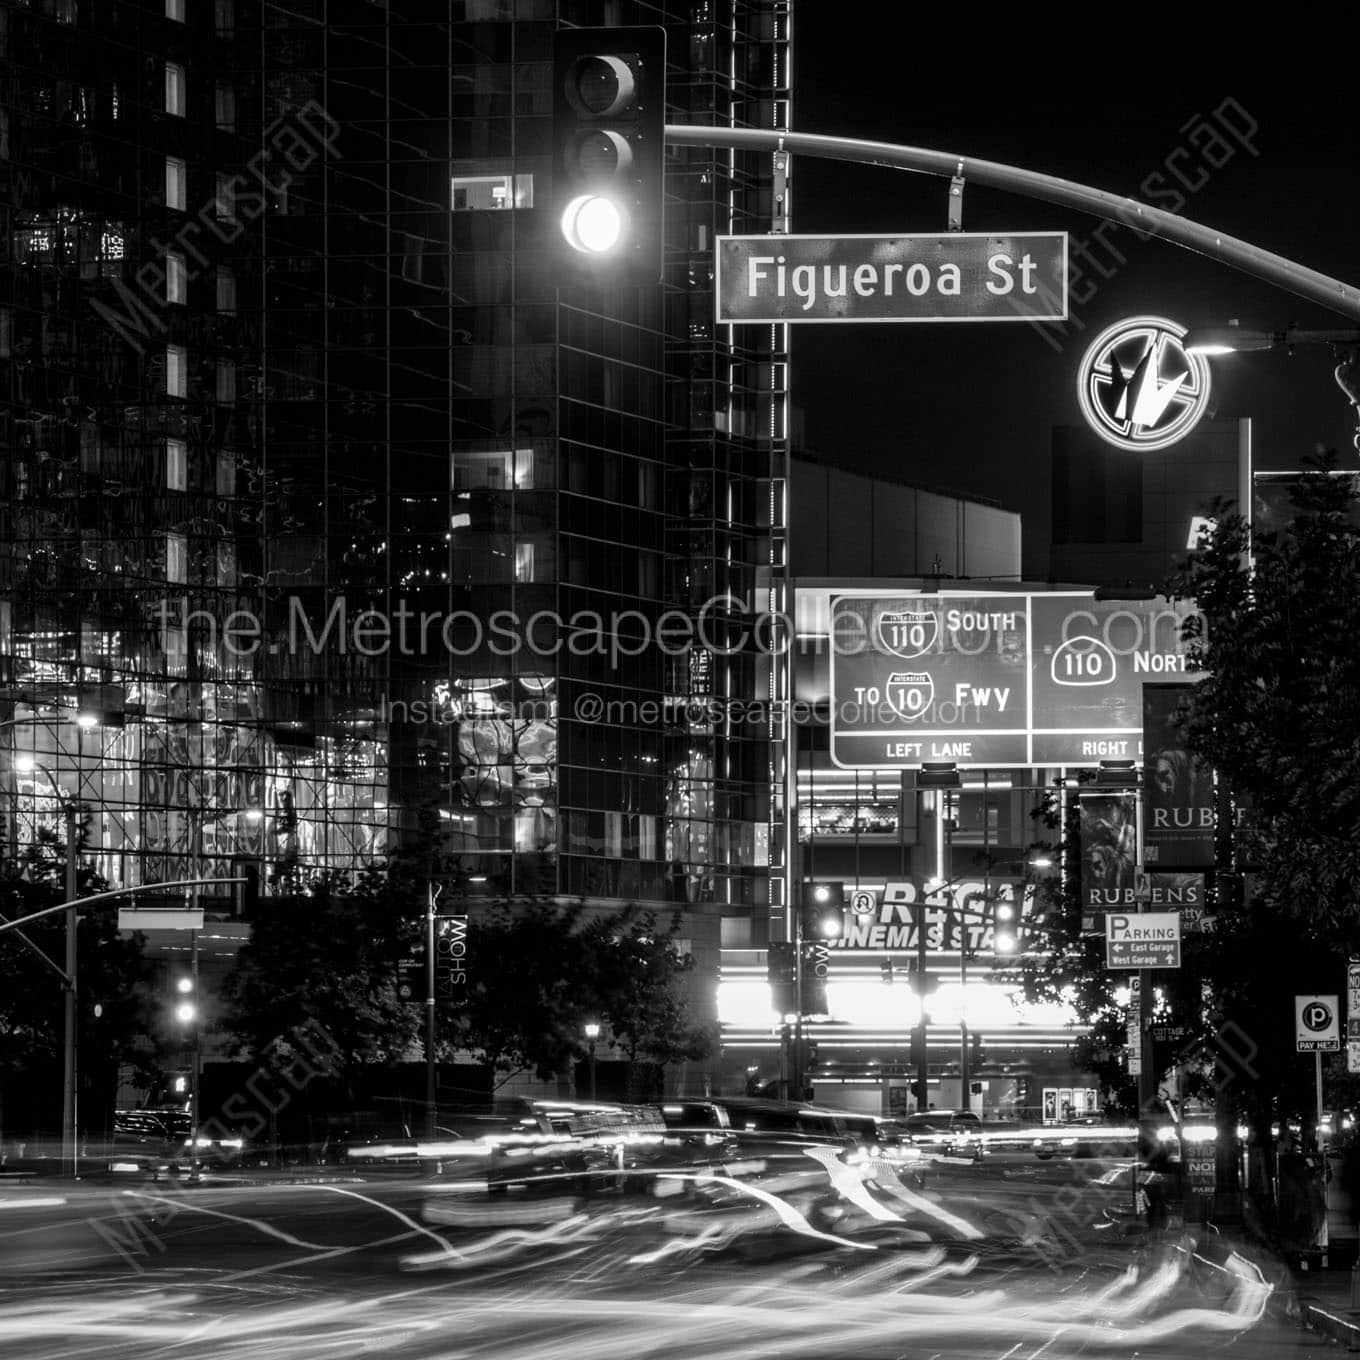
[2,0,791,1061]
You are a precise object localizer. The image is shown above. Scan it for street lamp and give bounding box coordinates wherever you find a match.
[12,753,79,1177]
[584,1022,600,1101]
[1184,322,1360,452]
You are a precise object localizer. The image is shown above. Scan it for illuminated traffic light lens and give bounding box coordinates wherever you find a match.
[175,1001,197,1023]
[817,911,841,939]
[995,932,1017,954]
[562,194,626,254]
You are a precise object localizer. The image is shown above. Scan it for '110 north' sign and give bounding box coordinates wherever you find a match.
[716,232,1068,324]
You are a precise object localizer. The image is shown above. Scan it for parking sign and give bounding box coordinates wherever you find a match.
[1296,995,1341,1052]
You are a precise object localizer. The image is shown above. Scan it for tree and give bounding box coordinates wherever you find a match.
[587,908,714,1098]
[220,856,424,1101]
[1019,459,1360,1163]
[1168,453,1360,941]
[1009,777,1139,1113]
[0,819,160,1139]
[451,897,597,1084]
[452,899,714,1094]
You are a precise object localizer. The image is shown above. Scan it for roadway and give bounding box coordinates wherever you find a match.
[0,1150,1337,1359]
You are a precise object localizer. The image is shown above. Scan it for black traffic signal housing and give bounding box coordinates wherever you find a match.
[766,941,797,1017]
[969,1031,985,1069]
[434,913,469,1003]
[800,939,831,1017]
[801,882,845,941]
[552,25,665,284]
[232,861,259,918]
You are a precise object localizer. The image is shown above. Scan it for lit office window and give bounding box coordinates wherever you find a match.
[166,532,187,584]
[166,156,187,210]
[166,0,186,19]
[450,174,534,211]
[166,250,186,304]
[165,438,187,490]
[165,62,185,117]
[216,267,236,313]
[166,344,186,397]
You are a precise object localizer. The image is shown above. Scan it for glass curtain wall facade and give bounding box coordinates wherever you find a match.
[2,1,789,935]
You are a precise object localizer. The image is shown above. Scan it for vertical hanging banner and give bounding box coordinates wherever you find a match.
[1079,793,1137,907]
[1142,683,1214,868]
[435,913,469,1007]
[1348,961,1360,1073]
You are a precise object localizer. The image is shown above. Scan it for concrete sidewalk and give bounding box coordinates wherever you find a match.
[1294,1264,1360,1351]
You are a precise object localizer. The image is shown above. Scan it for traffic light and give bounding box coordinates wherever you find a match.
[232,861,259,918]
[766,941,797,1017]
[801,939,831,1017]
[552,26,666,284]
[434,913,469,1004]
[173,975,196,1026]
[1213,871,1244,911]
[801,882,845,941]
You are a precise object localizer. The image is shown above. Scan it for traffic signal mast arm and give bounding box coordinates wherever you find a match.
[663,125,1360,323]
[0,877,245,938]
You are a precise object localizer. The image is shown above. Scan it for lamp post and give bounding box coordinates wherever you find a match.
[584,1022,600,1101]
[13,754,80,1177]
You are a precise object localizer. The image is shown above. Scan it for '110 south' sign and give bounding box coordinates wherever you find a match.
[716,232,1068,324]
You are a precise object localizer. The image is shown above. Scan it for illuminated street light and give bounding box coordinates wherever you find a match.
[584,1021,600,1101]
[1185,321,1360,451]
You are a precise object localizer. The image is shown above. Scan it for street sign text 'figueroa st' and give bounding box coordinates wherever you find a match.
[716,232,1067,324]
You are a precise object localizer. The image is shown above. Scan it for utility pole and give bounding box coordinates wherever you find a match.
[424,882,436,1139]
[61,804,77,1179]
[914,894,929,1112]
[792,894,805,1101]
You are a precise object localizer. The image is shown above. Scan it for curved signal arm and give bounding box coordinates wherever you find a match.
[664,125,1360,322]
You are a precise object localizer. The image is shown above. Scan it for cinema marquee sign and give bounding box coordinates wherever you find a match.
[716,232,1068,324]
[833,879,1037,952]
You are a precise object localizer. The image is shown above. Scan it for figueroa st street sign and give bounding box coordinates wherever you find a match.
[716,232,1068,324]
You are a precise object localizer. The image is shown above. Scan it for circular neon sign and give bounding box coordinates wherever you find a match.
[1076,315,1212,452]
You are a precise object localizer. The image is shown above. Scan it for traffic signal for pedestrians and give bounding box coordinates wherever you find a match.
[552,25,666,284]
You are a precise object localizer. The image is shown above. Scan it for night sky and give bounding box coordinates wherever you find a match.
[788,24,1360,576]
